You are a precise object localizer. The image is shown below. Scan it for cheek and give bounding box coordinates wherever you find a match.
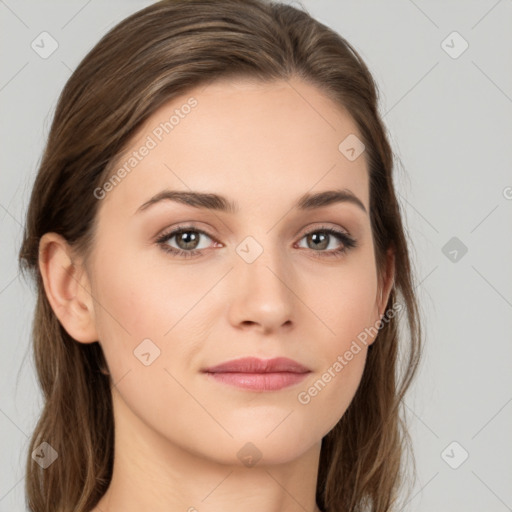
[91,245,205,340]
[295,260,377,429]
[89,243,222,388]
[307,256,378,348]
[297,350,368,439]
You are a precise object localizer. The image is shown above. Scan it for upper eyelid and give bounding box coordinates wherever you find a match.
[157,226,216,242]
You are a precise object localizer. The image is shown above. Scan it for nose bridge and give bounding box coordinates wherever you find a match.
[235,232,288,287]
[230,232,295,330]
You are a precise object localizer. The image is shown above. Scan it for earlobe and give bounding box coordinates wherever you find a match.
[38,233,98,344]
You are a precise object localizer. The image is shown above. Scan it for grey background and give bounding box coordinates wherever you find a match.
[1,0,511,510]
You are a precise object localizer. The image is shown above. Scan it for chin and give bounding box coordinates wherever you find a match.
[188,426,319,468]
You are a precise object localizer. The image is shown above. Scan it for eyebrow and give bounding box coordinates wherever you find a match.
[135,188,367,215]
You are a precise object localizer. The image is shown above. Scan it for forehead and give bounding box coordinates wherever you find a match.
[99,77,369,218]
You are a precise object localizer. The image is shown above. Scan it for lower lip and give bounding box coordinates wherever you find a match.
[204,372,310,391]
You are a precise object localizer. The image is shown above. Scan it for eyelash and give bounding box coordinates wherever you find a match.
[155,225,357,260]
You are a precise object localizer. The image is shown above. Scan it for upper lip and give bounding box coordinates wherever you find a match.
[203,357,311,374]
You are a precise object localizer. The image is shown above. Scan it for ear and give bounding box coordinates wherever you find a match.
[376,246,395,319]
[38,232,98,344]
[367,246,395,348]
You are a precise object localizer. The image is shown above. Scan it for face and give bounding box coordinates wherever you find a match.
[81,77,389,465]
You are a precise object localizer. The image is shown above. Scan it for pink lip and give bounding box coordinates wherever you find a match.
[203,356,311,373]
[202,357,311,391]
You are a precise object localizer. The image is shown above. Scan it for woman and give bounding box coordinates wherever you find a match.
[18,0,423,511]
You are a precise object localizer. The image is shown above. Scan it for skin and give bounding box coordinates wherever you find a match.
[39,77,394,512]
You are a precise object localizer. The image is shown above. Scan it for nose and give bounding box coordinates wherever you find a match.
[227,242,296,335]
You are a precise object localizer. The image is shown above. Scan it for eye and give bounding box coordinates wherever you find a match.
[156,226,217,259]
[296,226,357,258]
[156,224,357,259]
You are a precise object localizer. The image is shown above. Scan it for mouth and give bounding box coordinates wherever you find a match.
[201,356,311,391]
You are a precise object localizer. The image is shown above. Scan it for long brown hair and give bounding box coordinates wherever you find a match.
[18,1,423,510]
